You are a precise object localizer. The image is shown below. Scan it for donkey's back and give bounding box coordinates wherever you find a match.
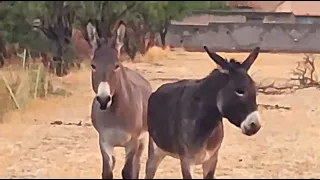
[124,67,152,95]
[123,67,152,130]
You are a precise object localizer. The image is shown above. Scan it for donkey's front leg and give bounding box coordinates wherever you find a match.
[99,137,116,179]
[133,138,147,178]
[180,157,194,179]
[122,138,145,179]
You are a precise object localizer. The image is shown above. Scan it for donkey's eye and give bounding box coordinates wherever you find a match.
[235,89,245,96]
[91,64,96,71]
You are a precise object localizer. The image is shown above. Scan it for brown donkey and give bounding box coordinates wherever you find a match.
[87,20,152,179]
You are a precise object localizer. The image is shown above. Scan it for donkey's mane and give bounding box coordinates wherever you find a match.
[229,58,241,64]
[206,58,243,77]
[229,58,242,68]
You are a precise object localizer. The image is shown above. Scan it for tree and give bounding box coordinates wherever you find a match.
[156,1,193,48]
[33,1,75,76]
[0,1,230,68]
[119,2,210,57]
[122,1,230,52]
[0,1,45,44]
[154,1,230,48]
[123,2,163,56]
[0,1,55,68]
[0,2,47,55]
[71,1,139,56]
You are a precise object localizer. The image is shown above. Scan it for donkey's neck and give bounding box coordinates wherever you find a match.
[191,69,229,144]
[198,69,229,106]
[111,65,132,109]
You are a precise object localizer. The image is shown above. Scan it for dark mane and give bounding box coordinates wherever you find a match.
[229,58,240,64]
[229,58,242,68]
[206,57,243,77]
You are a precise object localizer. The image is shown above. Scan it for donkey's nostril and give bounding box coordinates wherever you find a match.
[96,95,111,109]
[250,122,256,129]
[106,96,111,103]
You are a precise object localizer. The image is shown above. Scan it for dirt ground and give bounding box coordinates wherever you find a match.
[1,49,320,178]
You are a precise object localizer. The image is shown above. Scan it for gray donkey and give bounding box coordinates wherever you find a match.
[87,20,152,179]
[146,46,262,179]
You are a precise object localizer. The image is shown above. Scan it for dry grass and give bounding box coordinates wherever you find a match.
[0,64,72,123]
[133,46,171,63]
[3,50,320,178]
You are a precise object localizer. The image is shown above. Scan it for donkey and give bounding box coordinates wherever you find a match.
[87,20,152,179]
[145,46,262,179]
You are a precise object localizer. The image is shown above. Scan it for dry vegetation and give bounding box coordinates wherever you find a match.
[133,46,172,63]
[1,47,320,178]
[257,53,320,95]
[0,61,72,123]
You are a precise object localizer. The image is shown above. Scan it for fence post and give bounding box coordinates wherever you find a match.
[1,73,21,110]
[34,65,42,99]
[22,49,26,69]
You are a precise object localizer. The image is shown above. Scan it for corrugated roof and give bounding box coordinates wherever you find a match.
[277,1,320,16]
[243,1,320,16]
[250,1,283,11]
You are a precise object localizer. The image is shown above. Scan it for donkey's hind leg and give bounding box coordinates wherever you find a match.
[99,138,116,179]
[122,136,146,179]
[180,157,195,179]
[145,136,166,179]
[202,153,218,179]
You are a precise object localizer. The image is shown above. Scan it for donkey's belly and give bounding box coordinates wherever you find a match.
[154,122,224,165]
[193,142,222,165]
[153,140,221,165]
[193,122,224,164]
[197,123,224,164]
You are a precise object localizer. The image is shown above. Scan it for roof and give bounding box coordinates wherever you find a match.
[244,1,320,16]
[250,1,284,11]
[275,1,320,16]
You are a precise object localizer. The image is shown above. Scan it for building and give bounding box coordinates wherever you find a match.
[228,1,320,24]
[236,1,320,16]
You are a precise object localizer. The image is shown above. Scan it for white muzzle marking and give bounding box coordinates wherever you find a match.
[96,81,112,108]
[240,111,261,135]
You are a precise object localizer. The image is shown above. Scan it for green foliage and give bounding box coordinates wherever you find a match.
[0,1,52,54]
[69,1,229,35]
[71,1,140,33]
[123,1,229,33]
[0,2,45,43]
[1,1,229,56]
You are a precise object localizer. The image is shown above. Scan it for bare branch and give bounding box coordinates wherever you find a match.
[256,54,320,96]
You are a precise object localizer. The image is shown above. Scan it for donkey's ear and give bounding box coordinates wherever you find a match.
[112,21,126,53]
[242,47,260,71]
[203,46,229,69]
[86,21,101,51]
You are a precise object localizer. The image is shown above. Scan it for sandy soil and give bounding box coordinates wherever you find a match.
[1,50,320,178]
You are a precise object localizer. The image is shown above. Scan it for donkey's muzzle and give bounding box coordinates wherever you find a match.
[242,122,261,136]
[96,95,111,110]
[240,111,261,136]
